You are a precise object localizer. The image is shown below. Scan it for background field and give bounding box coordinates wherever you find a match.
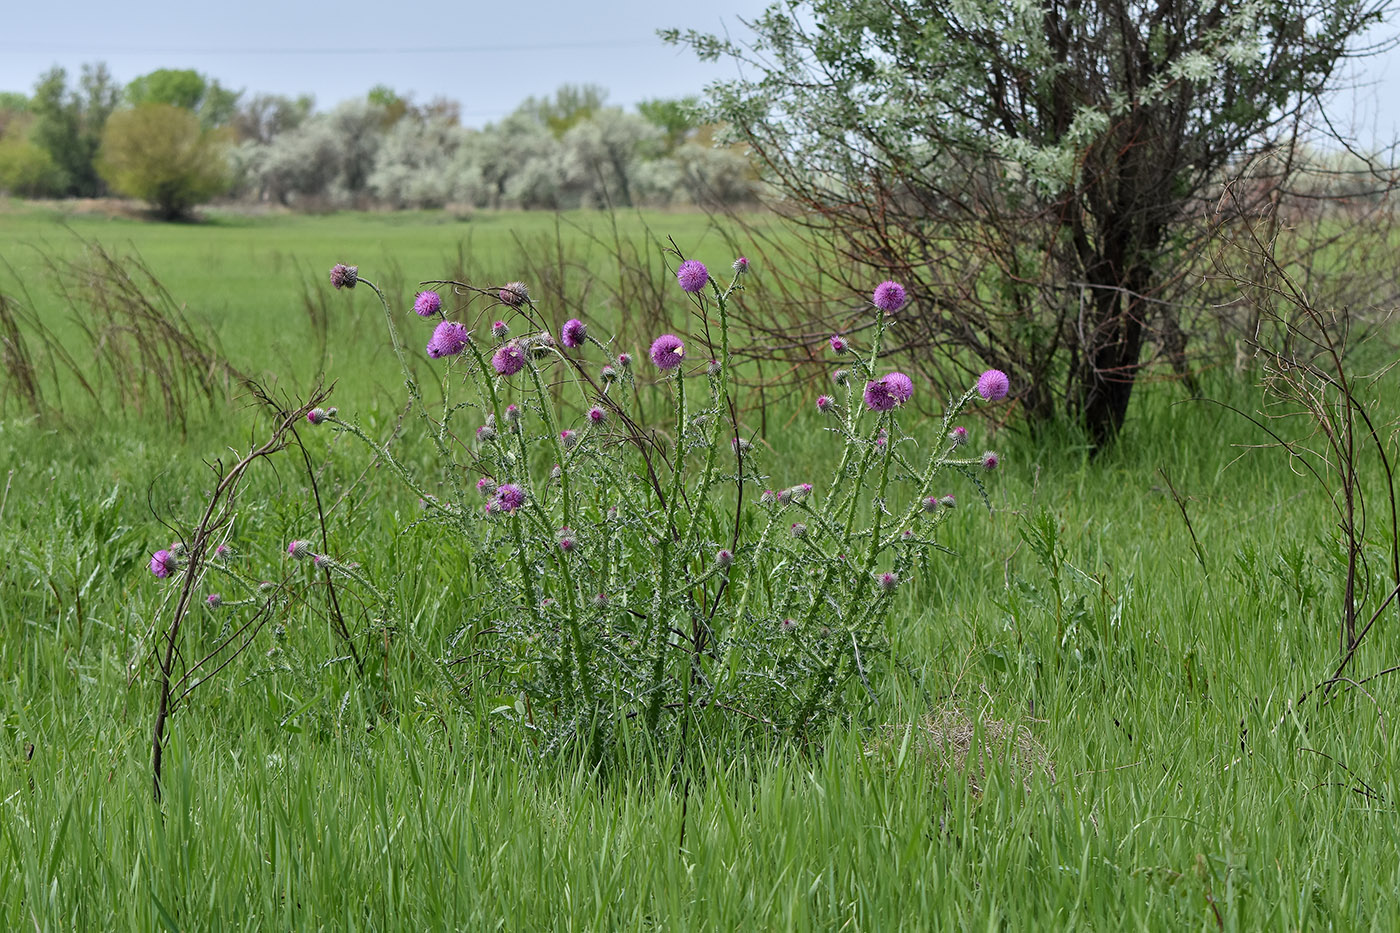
[3,204,1399,930]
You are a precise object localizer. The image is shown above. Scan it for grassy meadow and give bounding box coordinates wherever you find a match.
[3,201,1400,930]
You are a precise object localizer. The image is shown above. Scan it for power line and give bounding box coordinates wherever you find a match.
[0,38,661,56]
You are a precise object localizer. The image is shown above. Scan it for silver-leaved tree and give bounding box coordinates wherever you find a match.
[666,0,1392,446]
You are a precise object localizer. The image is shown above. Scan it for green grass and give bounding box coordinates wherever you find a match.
[4,205,1400,930]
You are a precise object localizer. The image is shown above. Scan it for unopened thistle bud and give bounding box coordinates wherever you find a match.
[716,548,733,569]
[922,495,940,513]
[940,494,956,509]
[592,592,610,610]
[206,593,222,608]
[760,489,777,506]
[476,477,496,497]
[587,406,607,426]
[560,429,578,450]
[832,369,850,386]
[732,437,752,454]
[877,571,899,592]
[816,395,835,414]
[949,425,968,446]
[617,352,632,369]
[499,282,529,306]
[707,359,722,377]
[558,528,578,553]
[829,335,848,354]
[790,522,808,539]
[307,407,329,425]
[733,256,749,274]
[982,451,1000,471]
[492,320,510,339]
[780,618,797,634]
[601,364,618,383]
[287,539,312,560]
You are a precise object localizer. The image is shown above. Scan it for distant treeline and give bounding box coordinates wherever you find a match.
[0,65,761,213]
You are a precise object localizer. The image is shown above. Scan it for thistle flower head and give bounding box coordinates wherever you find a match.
[601,364,618,383]
[592,592,610,609]
[492,320,510,339]
[215,544,229,558]
[206,593,222,608]
[495,483,526,513]
[829,335,849,354]
[587,406,606,426]
[715,548,733,569]
[476,477,496,497]
[949,425,968,447]
[617,352,632,369]
[427,320,469,359]
[560,429,578,449]
[760,489,777,506]
[940,494,957,509]
[529,332,556,358]
[560,318,587,349]
[558,528,578,553]
[306,407,328,425]
[883,371,914,403]
[832,369,850,386]
[676,259,709,293]
[413,290,441,317]
[922,496,940,513]
[732,437,752,454]
[499,282,529,306]
[863,380,897,412]
[504,403,521,425]
[872,280,906,314]
[649,334,685,370]
[816,395,835,414]
[877,571,899,592]
[790,522,808,538]
[977,369,1010,401]
[780,618,797,634]
[492,343,525,376]
[733,256,749,274]
[149,549,177,579]
[287,539,312,560]
[329,263,358,289]
[707,358,722,377]
[982,450,1000,471]
[476,419,497,442]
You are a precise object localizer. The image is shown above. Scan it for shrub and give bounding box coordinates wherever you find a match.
[97,103,230,219]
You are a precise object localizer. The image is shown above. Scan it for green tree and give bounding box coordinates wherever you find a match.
[30,63,120,197]
[515,84,609,138]
[125,68,241,129]
[669,0,1392,446]
[0,114,61,196]
[97,104,230,219]
[637,96,699,153]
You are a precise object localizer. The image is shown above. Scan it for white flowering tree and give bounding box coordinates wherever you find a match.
[667,0,1392,445]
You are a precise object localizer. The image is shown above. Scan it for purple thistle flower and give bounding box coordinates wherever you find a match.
[492,320,510,339]
[287,539,312,560]
[977,369,1010,401]
[872,280,906,314]
[790,522,808,539]
[560,429,578,449]
[922,496,940,513]
[149,549,177,579]
[982,450,1000,471]
[306,407,328,425]
[558,528,578,553]
[560,318,587,348]
[863,379,897,412]
[587,406,606,425]
[206,593,222,608]
[426,320,469,359]
[676,260,709,293]
[413,290,442,317]
[829,335,849,354]
[877,571,899,592]
[716,548,733,569]
[476,477,496,497]
[733,257,750,274]
[617,352,632,369]
[495,483,526,513]
[499,282,529,306]
[650,334,685,370]
[949,425,968,447]
[816,395,835,414]
[492,344,525,376]
[780,618,797,634]
[329,263,358,290]
[883,372,914,403]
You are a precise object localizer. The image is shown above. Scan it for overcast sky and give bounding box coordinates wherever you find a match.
[3,0,1398,145]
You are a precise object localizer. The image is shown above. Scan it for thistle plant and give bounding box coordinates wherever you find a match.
[150,255,1009,759]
